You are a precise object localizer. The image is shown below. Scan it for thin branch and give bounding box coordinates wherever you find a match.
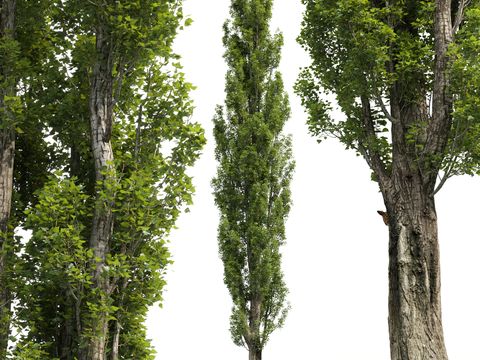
[134,68,153,158]
[112,59,125,107]
[374,89,399,124]
[360,95,389,182]
[452,0,470,35]
[358,142,374,170]
[430,116,473,196]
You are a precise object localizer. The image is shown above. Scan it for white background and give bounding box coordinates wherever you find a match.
[146,1,480,359]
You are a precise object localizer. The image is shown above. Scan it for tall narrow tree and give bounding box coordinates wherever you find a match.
[212,1,294,359]
[296,1,480,359]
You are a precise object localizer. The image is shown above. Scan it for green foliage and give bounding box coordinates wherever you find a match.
[296,0,480,188]
[212,0,294,352]
[7,0,206,358]
[11,341,52,359]
[445,7,480,178]
[18,177,92,356]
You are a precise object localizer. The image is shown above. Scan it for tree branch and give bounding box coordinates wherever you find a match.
[361,95,389,181]
[452,0,470,36]
[372,82,399,124]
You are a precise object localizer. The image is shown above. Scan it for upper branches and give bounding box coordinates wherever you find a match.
[297,0,480,193]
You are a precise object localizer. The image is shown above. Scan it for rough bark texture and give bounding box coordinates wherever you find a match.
[57,289,75,360]
[381,174,447,360]
[0,1,16,358]
[247,291,262,360]
[248,348,262,360]
[109,276,127,360]
[84,24,116,360]
[369,1,452,359]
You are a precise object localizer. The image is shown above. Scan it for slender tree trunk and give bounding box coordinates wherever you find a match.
[58,290,75,360]
[109,276,127,360]
[85,24,115,360]
[0,1,16,358]
[0,128,14,360]
[247,291,262,360]
[109,312,121,360]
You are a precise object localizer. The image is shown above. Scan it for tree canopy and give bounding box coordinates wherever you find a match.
[1,0,206,358]
[212,0,294,359]
[296,0,480,191]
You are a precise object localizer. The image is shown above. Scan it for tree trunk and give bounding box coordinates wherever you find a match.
[58,290,75,360]
[381,168,448,360]
[109,276,127,360]
[0,1,16,358]
[247,291,262,360]
[0,130,14,360]
[85,24,116,360]
[378,2,452,357]
[248,348,262,360]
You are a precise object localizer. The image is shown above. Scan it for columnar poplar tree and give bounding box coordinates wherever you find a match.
[212,1,294,359]
[296,1,480,359]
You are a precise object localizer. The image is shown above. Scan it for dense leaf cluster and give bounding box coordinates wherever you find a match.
[1,0,205,358]
[296,0,480,191]
[212,0,294,355]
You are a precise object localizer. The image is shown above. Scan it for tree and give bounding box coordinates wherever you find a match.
[212,1,294,359]
[7,0,206,359]
[1,1,56,357]
[296,1,480,359]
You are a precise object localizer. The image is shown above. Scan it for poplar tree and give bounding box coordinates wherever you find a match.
[212,1,294,359]
[3,0,205,359]
[296,1,480,359]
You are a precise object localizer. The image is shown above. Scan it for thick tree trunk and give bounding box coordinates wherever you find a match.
[0,1,16,358]
[383,171,448,360]
[85,24,116,360]
[377,2,452,358]
[248,348,262,360]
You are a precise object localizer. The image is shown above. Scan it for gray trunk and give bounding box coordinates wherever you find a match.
[58,290,75,360]
[248,348,262,360]
[109,277,127,360]
[383,172,448,360]
[376,2,452,358]
[85,24,116,360]
[0,128,14,360]
[0,1,17,358]
[246,291,262,360]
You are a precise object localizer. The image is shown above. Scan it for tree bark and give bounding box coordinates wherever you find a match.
[109,276,127,360]
[58,290,75,360]
[373,2,452,358]
[248,348,262,360]
[246,291,262,360]
[85,24,116,360]
[381,171,448,360]
[0,1,17,358]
